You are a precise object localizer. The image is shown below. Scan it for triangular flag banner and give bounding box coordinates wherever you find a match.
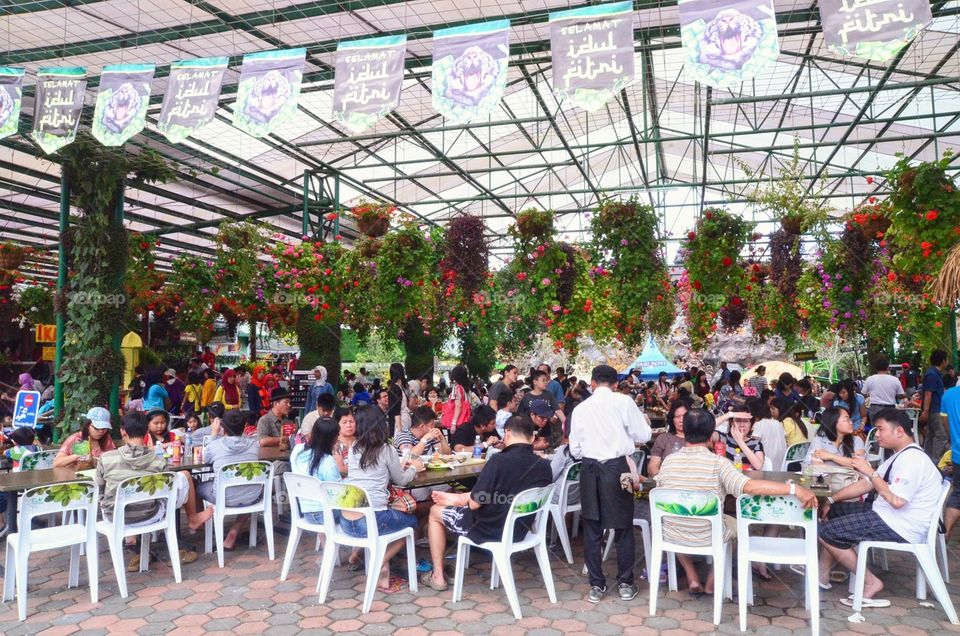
[158,57,228,143]
[233,48,306,137]
[32,67,86,155]
[432,20,510,124]
[333,35,407,133]
[679,0,780,88]
[92,64,155,146]
[549,1,635,112]
[820,0,932,61]
[0,68,24,140]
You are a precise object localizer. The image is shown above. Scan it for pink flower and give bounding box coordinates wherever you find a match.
[541,278,552,286]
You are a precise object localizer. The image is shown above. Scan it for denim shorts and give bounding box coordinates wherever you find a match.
[340,508,417,538]
[947,464,960,511]
[303,510,340,525]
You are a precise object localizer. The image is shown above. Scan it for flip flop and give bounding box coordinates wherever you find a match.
[346,559,364,572]
[688,586,706,599]
[819,582,832,591]
[840,597,891,608]
[377,575,408,594]
[419,571,448,591]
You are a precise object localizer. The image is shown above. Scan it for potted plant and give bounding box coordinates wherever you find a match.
[513,209,554,241]
[847,198,892,242]
[350,199,396,238]
[0,242,27,270]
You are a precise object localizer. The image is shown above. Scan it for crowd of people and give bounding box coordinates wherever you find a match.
[0,344,957,613]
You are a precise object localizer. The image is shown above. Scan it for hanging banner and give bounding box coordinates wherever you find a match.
[32,67,86,155]
[92,64,154,146]
[679,0,780,89]
[158,56,228,143]
[0,67,24,140]
[233,48,306,137]
[820,0,932,61]
[549,1,635,112]
[432,20,510,124]
[333,35,406,134]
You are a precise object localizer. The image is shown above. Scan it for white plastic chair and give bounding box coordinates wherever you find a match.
[97,472,181,598]
[548,461,581,564]
[865,429,883,466]
[279,472,341,581]
[272,460,288,518]
[452,484,556,620]
[314,482,418,613]
[601,518,652,580]
[736,494,819,634]
[2,481,99,621]
[203,461,275,567]
[649,489,732,625]
[850,480,958,624]
[782,442,811,472]
[17,449,58,472]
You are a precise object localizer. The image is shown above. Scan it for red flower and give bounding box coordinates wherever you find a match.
[730,296,742,306]
[687,231,697,241]
[866,176,874,184]
[926,210,939,221]
[853,213,869,226]
[887,272,896,282]
[693,280,702,291]
[705,211,713,220]
[516,272,527,281]
[721,256,733,267]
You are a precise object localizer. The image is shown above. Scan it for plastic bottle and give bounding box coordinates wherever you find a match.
[733,448,743,472]
[171,438,182,464]
[184,433,194,462]
[473,435,483,459]
[154,442,165,461]
[713,439,725,457]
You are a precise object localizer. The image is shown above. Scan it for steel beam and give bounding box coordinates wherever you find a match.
[711,77,958,106]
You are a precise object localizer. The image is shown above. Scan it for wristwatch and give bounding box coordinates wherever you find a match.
[788,483,796,496]
[870,472,882,481]
[826,496,835,505]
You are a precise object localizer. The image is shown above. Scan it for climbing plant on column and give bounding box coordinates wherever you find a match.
[56,133,174,434]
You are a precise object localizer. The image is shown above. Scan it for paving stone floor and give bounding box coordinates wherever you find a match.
[0,516,958,635]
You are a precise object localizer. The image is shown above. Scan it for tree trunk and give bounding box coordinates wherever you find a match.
[248,318,257,361]
[296,310,341,385]
[402,317,435,384]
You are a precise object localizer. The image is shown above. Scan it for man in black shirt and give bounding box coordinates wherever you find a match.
[450,405,501,452]
[423,415,552,591]
[529,399,563,451]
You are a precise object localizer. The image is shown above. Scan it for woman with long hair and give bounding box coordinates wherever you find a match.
[832,379,867,433]
[647,399,691,477]
[718,370,745,409]
[213,369,242,411]
[772,397,809,446]
[291,416,343,524]
[747,398,786,473]
[343,406,423,592]
[806,406,864,467]
[715,409,765,470]
[694,371,711,398]
[182,371,203,416]
[200,368,218,410]
[387,362,410,435]
[441,365,472,431]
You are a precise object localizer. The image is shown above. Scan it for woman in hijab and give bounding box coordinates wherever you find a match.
[305,365,334,414]
[214,369,242,411]
[17,373,36,393]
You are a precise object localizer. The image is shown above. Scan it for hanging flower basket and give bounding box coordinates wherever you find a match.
[358,238,382,258]
[780,215,803,235]
[858,215,891,240]
[357,217,390,238]
[0,243,25,271]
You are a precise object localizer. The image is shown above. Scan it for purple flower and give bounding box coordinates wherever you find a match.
[843,312,852,318]
[620,239,629,246]
[842,285,851,293]
[823,300,831,308]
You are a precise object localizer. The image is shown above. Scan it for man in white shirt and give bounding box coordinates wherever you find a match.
[569,364,651,604]
[818,408,943,607]
[861,357,905,425]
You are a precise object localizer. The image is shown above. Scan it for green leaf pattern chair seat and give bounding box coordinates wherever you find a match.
[18,450,58,472]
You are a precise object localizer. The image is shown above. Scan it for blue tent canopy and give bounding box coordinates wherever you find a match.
[621,337,684,381]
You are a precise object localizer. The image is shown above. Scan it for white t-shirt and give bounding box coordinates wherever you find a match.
[873,444,943,544]
[862,373,905,407]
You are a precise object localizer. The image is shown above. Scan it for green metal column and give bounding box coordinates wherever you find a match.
[951,308,958,369]
[108,181,125,419]
[333,173,340,239]
[52,169,70,442]
[302,169,310,238]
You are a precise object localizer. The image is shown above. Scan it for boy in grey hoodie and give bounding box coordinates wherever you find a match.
[197,409,262,549]
[96,412,214,567]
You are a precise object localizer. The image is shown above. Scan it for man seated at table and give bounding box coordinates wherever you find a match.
[422,415,552,591]
[96,412,214,568]
[257,388,292,447]
[396,406,451,459]
[818,408,943,608]
[300,392,336,439]
[201,409,262,550]
[450,405,501,453]
[655,408,818,596]
[529,399,564,452]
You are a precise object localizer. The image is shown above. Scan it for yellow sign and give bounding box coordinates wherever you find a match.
[42,346,55,361]
[35,324,57,343]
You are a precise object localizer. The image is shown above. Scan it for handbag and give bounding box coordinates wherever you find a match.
[440,385,472,430]
[387,485,417,514]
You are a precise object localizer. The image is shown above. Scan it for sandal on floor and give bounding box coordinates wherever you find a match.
[126,556,141,572]
[377,575,408,594]
[179,549,199,564]
[347,559,364,572]
[841,597,890,608]
[688,586,706,599]
[419,571,448,592]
